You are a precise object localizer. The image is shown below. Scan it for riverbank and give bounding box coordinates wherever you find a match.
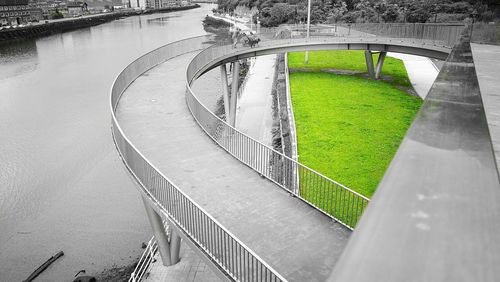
[0,4,200,45]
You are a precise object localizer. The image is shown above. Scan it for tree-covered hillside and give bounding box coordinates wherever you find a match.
[216,0,499,26]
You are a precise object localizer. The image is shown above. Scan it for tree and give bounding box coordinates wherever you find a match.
[310,0,327,24]
[373,0,386,22]
[265,3,294,26]
[52,8,64,19]
[342,10,359,23]
[404,1,431,23]
[354,0,377,22]
[326,0,347,24]
[382,3,399,22]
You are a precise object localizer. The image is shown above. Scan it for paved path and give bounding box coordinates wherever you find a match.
[235,54,276,146]
[471,43,500,172]
[387,52,439,99]
[145,241,220,282]
[116,52,351,282]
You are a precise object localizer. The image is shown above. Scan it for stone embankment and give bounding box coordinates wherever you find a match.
[0,4,200,44]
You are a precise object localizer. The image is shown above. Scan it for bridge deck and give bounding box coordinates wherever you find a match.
[471,43,500,172]
[116,52,350,282]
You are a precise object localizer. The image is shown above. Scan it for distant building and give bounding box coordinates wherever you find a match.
[151,0,159,9]
[0,0,36,25]
[113,5,127,10]
[155,0,186,9]
[32,1,60,20]
[67,1,87,17]
[129,0,146,9]
[160,0,178,7]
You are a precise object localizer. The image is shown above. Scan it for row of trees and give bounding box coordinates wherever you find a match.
[216,0,499,27]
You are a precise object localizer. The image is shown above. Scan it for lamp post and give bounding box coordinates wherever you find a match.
[470,10,478,40]
[305,0,311,64]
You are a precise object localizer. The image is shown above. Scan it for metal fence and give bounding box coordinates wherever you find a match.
[471,22,500,45]
[185,23,465,229]
[111,36,287,282]
[254,23,464,48]
[341,23,464,48]
[129,237,158,282]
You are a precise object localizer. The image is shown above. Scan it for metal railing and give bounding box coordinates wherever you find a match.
[283,52,298,163]
[340,23,464,48]
[111,35,287,282]
[129,237,158,282]
[471,22,500,45]
[254,23,464,48]
[185,24,465,229]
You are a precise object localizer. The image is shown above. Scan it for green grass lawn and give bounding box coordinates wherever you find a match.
[289,51,421,199]
[288,50,412,88]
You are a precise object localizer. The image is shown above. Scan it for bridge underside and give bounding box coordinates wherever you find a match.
[194,41,450,80]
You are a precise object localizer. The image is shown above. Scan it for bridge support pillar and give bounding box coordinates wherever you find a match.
[142,197,177,266]
[220,64,231,122]
[375,51,387,79]
[365,50,375,79]
[170,229,181,264]
[229,61,240,127]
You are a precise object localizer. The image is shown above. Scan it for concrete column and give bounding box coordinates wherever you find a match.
[170,229,181,264]
[229,61,240,127]
[142,197,172,266]
[364,50,375,79]
[220,64,231,122]
[375,51,387,79]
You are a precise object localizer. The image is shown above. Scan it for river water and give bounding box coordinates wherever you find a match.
[0,5,211,281]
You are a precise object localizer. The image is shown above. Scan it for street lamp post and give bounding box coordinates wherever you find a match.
[305,0,311,64]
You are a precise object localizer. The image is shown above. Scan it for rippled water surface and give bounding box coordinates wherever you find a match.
[0,5,210,281]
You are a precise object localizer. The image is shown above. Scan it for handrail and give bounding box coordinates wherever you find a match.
[110,35,288,282]
[129,237,158,282]
[283,52,298,162]
[185,24,464,229]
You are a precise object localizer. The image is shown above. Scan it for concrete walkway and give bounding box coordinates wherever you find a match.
[387,52,439,99]
[116,52,351,282]
[471,43,500,173]
[235,54,277,146]
[144,240,220,282]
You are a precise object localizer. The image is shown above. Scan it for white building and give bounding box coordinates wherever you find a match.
[129,0,146,9]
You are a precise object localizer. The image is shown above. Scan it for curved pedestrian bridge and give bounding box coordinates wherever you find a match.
[111,25,500,281]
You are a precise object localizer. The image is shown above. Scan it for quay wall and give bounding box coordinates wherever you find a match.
[0,4,200,44]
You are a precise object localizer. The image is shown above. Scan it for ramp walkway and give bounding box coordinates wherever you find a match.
[116,51,350,282]
[111,25,472,282]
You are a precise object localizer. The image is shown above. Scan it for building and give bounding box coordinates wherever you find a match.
[155,0,185,9]
[129,0,146,9]
[66,1,87,17]
[0,0,35,25]
[31,1,60,20]
[160,0,179,8]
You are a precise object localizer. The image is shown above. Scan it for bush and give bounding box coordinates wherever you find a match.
[52,9,64,19]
